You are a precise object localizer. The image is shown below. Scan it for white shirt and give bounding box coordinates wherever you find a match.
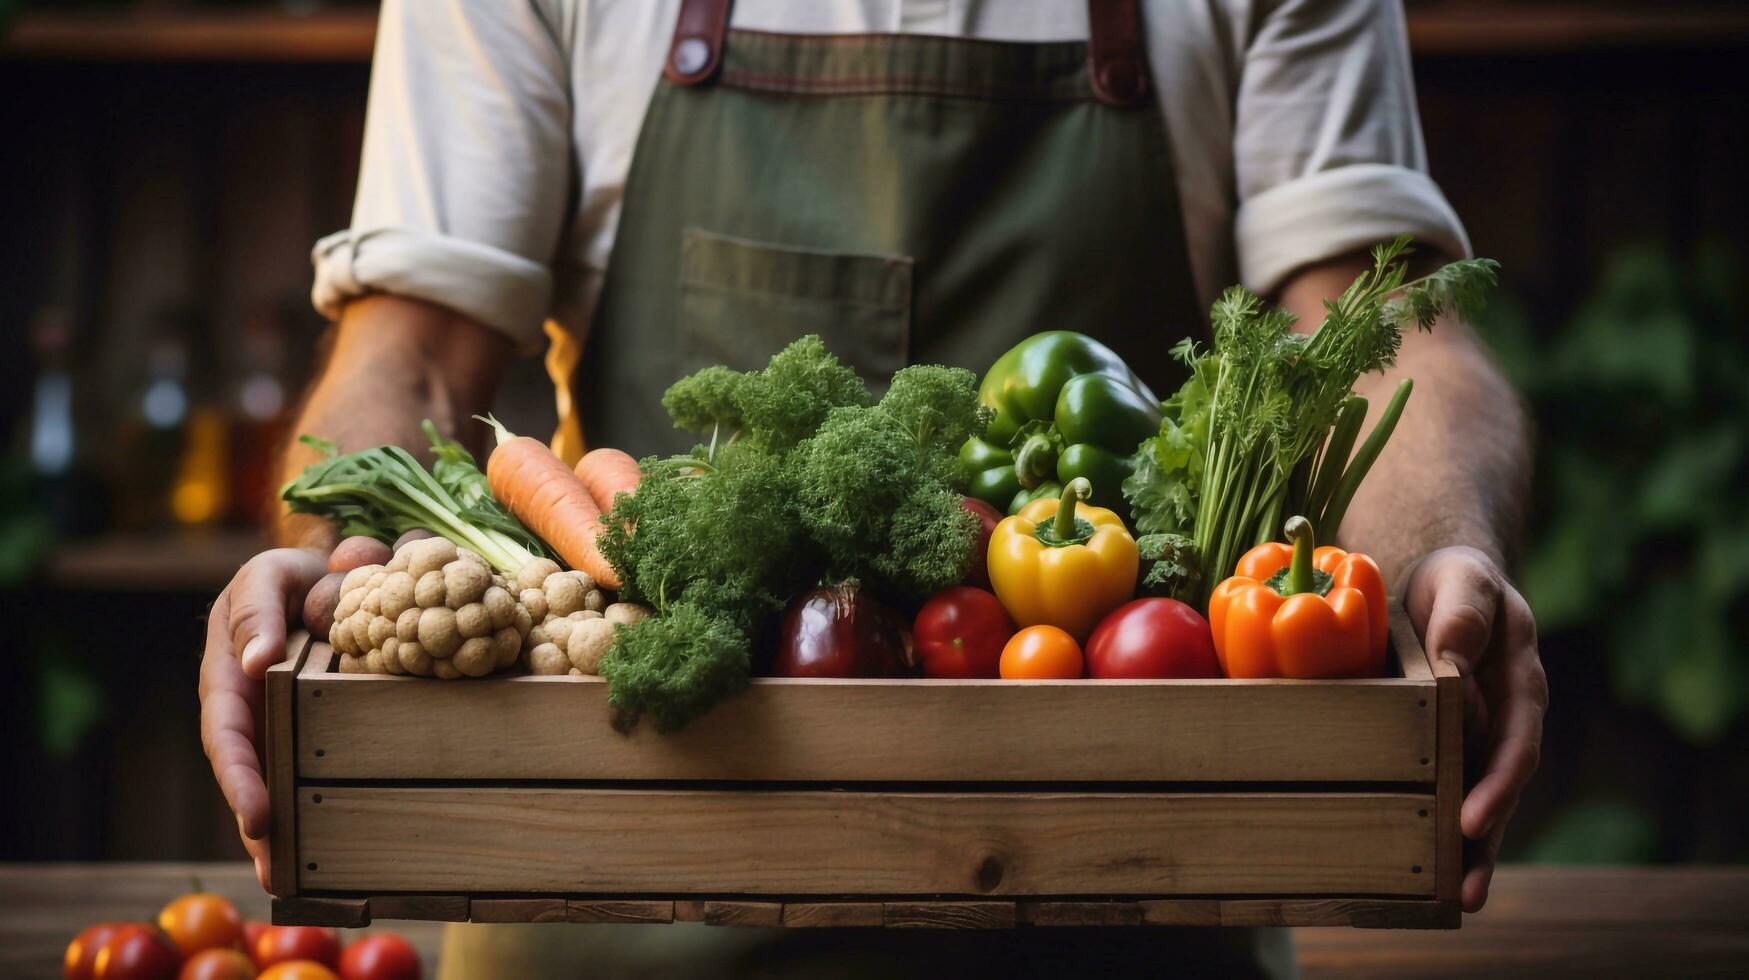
[312,0,1470,352]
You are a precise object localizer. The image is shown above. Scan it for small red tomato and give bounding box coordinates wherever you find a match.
[92,924,181,980]
[1085,598,1219,679]
[257,964,338,980]
[914,587,1013,679]
[338,934,421,980]
[159,893,243,957]
[179,949,257,980]
[999,625,1083,679]
[959,497,1003,588]
[65,922,126,980]
[254,928,341,971]
[240,924,271,965]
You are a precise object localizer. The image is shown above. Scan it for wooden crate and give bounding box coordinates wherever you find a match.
[266,601,1462,930]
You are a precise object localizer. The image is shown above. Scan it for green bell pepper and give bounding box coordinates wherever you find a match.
[959,331,1161,520]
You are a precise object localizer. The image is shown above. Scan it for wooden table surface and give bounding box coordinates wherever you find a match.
[2,864,1744,979]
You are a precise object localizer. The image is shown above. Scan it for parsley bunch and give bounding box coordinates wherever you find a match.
[1125,237,1499,606]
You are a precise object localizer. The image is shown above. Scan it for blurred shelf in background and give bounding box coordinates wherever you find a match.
[4,3,1749,64]
[47,530,265,592]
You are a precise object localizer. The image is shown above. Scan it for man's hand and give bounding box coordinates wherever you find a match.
[200,548,328,890]
[1403,546,1547,913]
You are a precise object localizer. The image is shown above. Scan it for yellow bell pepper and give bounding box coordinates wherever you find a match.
[988,477,1138,641]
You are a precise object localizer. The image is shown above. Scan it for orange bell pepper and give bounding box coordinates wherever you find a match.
[1207,516,1388,678]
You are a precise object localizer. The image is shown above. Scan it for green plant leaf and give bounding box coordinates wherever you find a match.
[1520,799,1659,864]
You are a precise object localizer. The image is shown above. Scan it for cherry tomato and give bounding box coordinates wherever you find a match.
[257,964,339,980]
[65,922,126,980]
[1086,598,1219,679]
[960,497,1002,588]
[999,625,1083,679]
[914,586,1013,679]
[240,924,271,966]
[159,893,243,957]
[92,924,181,980]
[254,929,341,971]
[338,934,421,980]
[179,949,257,980]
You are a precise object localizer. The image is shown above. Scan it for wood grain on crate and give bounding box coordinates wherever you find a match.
[296,787,1435,897]
[263,633,312,900]
[295,658,1435,784]
[1434,656,1465,903]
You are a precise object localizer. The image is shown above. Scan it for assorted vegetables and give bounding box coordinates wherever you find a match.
[278,240,1496,716]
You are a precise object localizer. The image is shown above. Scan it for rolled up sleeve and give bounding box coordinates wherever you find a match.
[1232,0,1470,296]
[311,0,572,350]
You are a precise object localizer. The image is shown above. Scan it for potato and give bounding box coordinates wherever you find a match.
[483,586,515,631]
[380,571,416,620]
[525,624,552,650]
[345,609,374,653]
[330,536,392,574]
[393,528,438,552]
[519,588,549,622]
[515,558,562,594]
[414,569,447,608]
[432,658,462,680]
[367,615,396,650]
[398,640,434,676]
[418,606,461,658]
[574,609,602,621]
[395,606,422,643]
[453,637,496,677]
[513,604,534,636]
[407,537,457,579]
[340,564,382,597]
[384,552,409,574]
[301,571,346,642]
[492,627,521,668]
[528,642,569,675]
[455,602,493,639]
[583,589,607,613]
[444,560,491,609]
[567,618,615,675]
[544,616,576,651]
[546,573,587,617]
[604,602,652,626]
[338,653,366,673]
[360,587,382,616]
[334,584,364,624]
[380,637,406,674]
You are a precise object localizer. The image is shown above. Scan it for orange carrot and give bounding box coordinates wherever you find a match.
[574,447,643,515]
[477,416,622,589]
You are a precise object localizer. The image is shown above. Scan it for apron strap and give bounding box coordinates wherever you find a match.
[664,0,735,86]
[1087,0,1149,106]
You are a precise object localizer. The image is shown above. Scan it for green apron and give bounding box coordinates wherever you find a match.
[447,0,1292,975]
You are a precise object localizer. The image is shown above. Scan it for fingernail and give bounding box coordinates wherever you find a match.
[242,635,265,665]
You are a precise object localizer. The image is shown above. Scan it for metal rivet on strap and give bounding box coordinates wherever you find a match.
[673,36,711,76]
[1098,59,1145,103]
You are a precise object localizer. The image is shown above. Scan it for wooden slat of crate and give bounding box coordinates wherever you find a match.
[264,632,315,899]
[296,788,1435,897]
[295,672,1435,784]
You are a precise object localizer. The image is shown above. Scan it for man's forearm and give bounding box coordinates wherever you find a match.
[271,295,511,549]
[1278,255,1531,585]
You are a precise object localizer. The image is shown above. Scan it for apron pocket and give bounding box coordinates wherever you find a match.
[679,228,912,392]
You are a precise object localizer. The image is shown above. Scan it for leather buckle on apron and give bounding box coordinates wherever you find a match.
[1088,0,1150,107]
[664,0,734,86]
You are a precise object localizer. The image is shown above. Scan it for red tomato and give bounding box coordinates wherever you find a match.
[338,934,421,980]
[178,949,257,980]
[1085,598,1219,679]
[257,964,338,980]
[999,625,1083,679]
[959,497,1003,588]
[914,586,1013,679]
[240,924,271,966]
[254,929,341,971]
[65,922,126,980]
[158,894,243,957]
[92,924,181,980]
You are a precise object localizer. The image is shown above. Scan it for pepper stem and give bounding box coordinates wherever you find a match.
[1054,478,1092,540]
[1014,433,1057,490]
[1284,515,1316,596]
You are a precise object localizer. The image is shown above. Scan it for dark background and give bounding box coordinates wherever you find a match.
[1,1,1746,868]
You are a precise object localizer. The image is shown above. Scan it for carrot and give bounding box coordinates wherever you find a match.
[476,415,622,589]
[574,447,643,515]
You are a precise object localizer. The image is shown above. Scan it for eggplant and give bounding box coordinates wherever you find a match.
[770,583,914,678]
